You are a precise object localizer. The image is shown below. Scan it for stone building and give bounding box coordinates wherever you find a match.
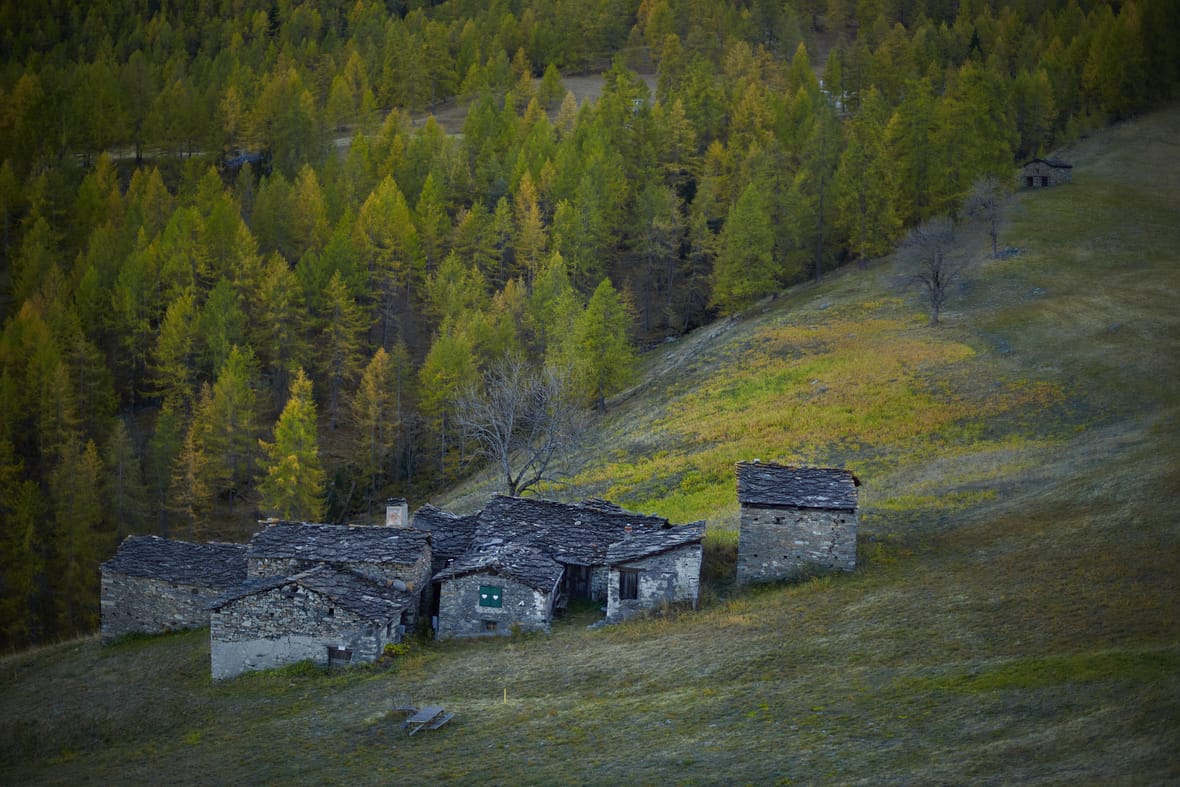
[604,521,706,623]
[411,503,481,629]
[1021,158,1073,188]
[433,544,563,638]
[100,535,247,642]
[735,461,860,585]
[246,522,431,625]
[470,495,672,604]
[208,564,412,680]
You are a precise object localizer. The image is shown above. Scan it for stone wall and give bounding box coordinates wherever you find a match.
[210,585,401,680]
[736,505,857,585]
[436,572,553,639]
[605,545,703,623]
[100,571,220,642]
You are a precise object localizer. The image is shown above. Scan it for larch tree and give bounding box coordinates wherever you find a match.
[710,181,777,314]
[834,87,900,265]
[257,368,326,522]
[573,278,635,413]
[900,216,961,326]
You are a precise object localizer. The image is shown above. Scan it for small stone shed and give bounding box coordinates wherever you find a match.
[432,544,563,638]
[735,461,860,585]
[100,535,247,642]
[246,522,432,625]
[208,564,412,680]
[604,521,706,623]
[1021,158,1072,188]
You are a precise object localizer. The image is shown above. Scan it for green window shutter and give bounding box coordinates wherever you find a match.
[479,585,503,607]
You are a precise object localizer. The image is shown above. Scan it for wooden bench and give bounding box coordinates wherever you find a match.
[402,704,454,735]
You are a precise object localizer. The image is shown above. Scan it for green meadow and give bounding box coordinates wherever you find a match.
[2,106,1178,784]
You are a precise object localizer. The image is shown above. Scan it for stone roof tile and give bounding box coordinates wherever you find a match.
[605,521,707,564]
[736,462,860,510]
[433,543,564,593]
[102,535,247,588]
[411,504,480,560]
[209,564,411,621]
[248,522,428,565]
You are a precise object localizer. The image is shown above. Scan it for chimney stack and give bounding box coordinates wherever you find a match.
[385,498,409,528]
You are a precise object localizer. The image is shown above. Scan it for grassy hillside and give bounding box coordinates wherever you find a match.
[3,107,1178,785]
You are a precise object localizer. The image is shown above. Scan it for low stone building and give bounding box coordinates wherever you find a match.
[411,503,481,629]
[1021,157,1073,188]
[433,544,563,638]
[100,536,247,642]
[471,495,672,604]
[208,564,412,680]
[604,521,706,623]
[246,522,431,625]
[736,461,860,585]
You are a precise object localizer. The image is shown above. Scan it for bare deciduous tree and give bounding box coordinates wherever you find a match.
[455,355,587,497]
[964,174,1008,258]
[901,216,961,326]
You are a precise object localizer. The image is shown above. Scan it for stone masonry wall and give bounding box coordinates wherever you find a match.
[436,573,552,639]
[606,545,703,624]
[737,505,857,585]
[210,585,400,680]
[100,571,219,642]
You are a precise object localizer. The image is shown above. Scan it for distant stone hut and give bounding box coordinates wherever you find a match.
[1021,158,1073,188]
[100,536,247,642]
[735,462,860,585]
[604,521,706,624]
[208,564,412,680]
[433,544,563,638]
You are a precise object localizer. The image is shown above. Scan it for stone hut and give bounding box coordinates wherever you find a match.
[604,521,706,623]
[1021,158,1072,188]
[208,564,412,680]
[246,522,431,625]
[471,495,671,604]
[100,535,247,642]
[433,544,563,638]
[735,462,860,585]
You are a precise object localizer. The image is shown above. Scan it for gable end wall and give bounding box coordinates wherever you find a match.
[606,544,703,623]
[436,573,553,639]
[737,504,857,585]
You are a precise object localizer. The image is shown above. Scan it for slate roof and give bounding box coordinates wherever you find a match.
[209,564,411,621]
[606,521,707,565]
[412,504,480,561]
[248,522,429,565]
[736,462,860,511]
[102,535,247,589]
[432,543,564,594]
[1023,157,1072,169]
[471,495,672,566]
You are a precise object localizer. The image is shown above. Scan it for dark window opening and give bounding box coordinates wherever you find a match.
[483,620,498,632]
[619,570,639,601]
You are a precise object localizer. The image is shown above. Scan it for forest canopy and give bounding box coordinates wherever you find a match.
[0,0,1177,648]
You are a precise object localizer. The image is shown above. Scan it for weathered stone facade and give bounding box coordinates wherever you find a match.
[606,544,703,624]
[737,506,857,584]
[736,462,859,585]
[435,571,555,638]
[1021,158,1073,188]
[100,536,247,642]
[209,565,409,680]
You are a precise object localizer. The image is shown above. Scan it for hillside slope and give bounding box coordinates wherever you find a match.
[2,107,1178,785]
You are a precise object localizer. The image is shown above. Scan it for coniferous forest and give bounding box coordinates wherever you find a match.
[0,0,1177,650]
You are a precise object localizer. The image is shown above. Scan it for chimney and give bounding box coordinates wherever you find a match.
[385,498,409,528]
[624,524,633,539]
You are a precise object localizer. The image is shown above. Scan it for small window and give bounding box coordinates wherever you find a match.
[483,620,498,632]
[619,570,639,601]
[479,585,503,608]
[327,607,334,617]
